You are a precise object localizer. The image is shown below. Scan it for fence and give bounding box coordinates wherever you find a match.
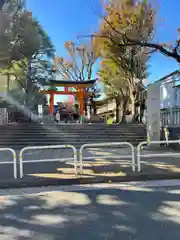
[161,107,180,126]
[1,140,180,179]
[19,144,77,178]
[79,142,135,174]
[0,148,17,179]
[137,140,180,172]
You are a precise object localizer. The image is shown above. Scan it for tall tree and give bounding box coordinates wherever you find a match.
[98,50,148,122]
[98,58,130,122]
[0,0,55,66]
[94,0,180,62]
[0,0,55,109]
[54,41,100,114]
[91,0,150,121]
[54,41,96,81]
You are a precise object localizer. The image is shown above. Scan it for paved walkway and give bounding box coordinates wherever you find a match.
[0,180,180,239]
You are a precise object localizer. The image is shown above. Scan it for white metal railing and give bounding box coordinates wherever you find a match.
[79,142,135,174]
[160,110,170,126]
[137,140,180,172]
[19,145,77,178]
[2,140,180,179]
[172,108,180,125]
[161,107,180,126]
[0,148,17,179]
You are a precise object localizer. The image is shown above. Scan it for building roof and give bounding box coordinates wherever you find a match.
[96,97,114,106]
[45,79,97,87]
[151,70,180,85]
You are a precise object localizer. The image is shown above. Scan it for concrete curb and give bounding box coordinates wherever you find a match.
[0,173,180,189]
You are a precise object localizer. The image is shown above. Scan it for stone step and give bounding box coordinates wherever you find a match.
[0,135,146,141]
[0,123,146,128]
[0,122,146,150]
[0,125,146,131]
[0,127,146,132]
[0,132,146,136]
[0,140,146,146]
[0,134,146,138]
[2,133,146,137]
[0,138,145,143]
[0,141,143,149]
[0,133,146,137]
[0,136,146,141]
[0,131,146,136]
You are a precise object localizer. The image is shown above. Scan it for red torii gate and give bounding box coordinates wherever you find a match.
[40,80,96,116]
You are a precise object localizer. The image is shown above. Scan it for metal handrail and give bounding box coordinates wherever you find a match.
[137,140,180,172]
[19,144,78,178]
[79,142,135,173]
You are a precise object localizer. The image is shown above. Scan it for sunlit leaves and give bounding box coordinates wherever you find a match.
[95,0,155,54]
[98,57,128,99]
[94,0,151,105]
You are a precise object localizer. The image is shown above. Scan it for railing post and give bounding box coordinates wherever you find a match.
[19,145,77,178]
[137,140,180,172]
[79,142,135,174]
[0,148,17,179]
[170,107,173,125]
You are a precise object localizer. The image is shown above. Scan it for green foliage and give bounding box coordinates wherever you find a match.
[47,86,58,92]
[0,0,54,109]
[0,0,55,67]
[98,58,128,98]
[0,57,49,109]
[0,59,27,89]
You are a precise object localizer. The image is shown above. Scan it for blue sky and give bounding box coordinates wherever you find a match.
[26,0,179,102]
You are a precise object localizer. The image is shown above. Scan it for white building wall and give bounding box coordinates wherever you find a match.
[175,88,180,106]
[97,99,116,115]
[160,77,176,109]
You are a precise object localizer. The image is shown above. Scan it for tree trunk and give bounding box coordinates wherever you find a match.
[140,101,146,123]
[139,107,144,123]
[115,98,121,123]
[25,59,32,108]
[130,89,138,123]
[120,99,127,123]
[130,94,136,122]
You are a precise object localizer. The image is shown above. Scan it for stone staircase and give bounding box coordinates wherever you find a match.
[0,123,147,150]
[83,115,103,123]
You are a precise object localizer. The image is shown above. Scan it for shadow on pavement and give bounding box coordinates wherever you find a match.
[0,185,180,239]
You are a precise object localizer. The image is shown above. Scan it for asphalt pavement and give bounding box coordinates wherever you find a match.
[0,180,180,239]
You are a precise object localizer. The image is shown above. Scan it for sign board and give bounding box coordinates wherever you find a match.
[38,105,43,117]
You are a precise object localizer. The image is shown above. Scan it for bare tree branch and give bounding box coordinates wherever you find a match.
[80,32,180,63]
